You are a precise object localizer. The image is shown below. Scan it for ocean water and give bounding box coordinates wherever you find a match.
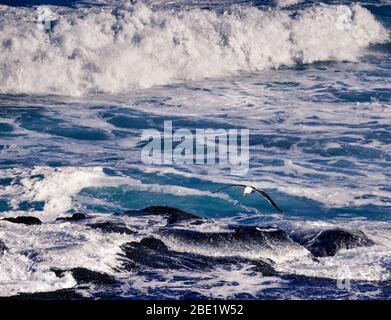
[0,0,390,299]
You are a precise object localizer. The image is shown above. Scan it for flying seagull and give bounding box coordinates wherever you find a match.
[212,184,283,213]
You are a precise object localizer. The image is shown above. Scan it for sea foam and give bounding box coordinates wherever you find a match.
[0,3,388,96]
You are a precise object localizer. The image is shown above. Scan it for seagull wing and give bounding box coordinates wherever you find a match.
[252,187,284,213]
[212,184,248,193]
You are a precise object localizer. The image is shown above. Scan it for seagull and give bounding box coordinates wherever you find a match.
[212,184,283,213]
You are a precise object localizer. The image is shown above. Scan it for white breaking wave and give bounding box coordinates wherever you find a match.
[0,3,388,96]
[0,167,128,220]
[275,0,303,7]
[0,166,231,221]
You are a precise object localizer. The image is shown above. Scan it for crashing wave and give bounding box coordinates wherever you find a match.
[0,3,388,96]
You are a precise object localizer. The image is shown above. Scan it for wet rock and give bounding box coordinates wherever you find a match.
[0,240,7,255]
[116,206,203,224]
[249,260,277,276]
[294,228,375,257]
[2,216,42,225]
[161,225,294,249]
[120,237,277,276]
[138,237,169,252]
[1,289,84,300]
[56,213,89,222]
[51,268,117,285]
[87,221,136,235]
[231,225,292,243]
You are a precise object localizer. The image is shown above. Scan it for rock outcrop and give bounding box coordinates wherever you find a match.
[2,216,42,225]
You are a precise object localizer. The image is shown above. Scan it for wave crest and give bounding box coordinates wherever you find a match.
[0,3,388,96]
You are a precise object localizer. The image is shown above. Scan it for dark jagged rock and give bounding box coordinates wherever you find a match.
[230,225,291,243]
[120,237,276,276]
[249,260,276,276]
[292,228,375,257]
[87,221,136,235]
[51,268,117,285]
[0,240,7,255]
[138,237,169,252]
[116,206,203,224]
[2,216,42,225]
[160,225,294,249]
[0,289,84,300]
[56,213,89,222]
